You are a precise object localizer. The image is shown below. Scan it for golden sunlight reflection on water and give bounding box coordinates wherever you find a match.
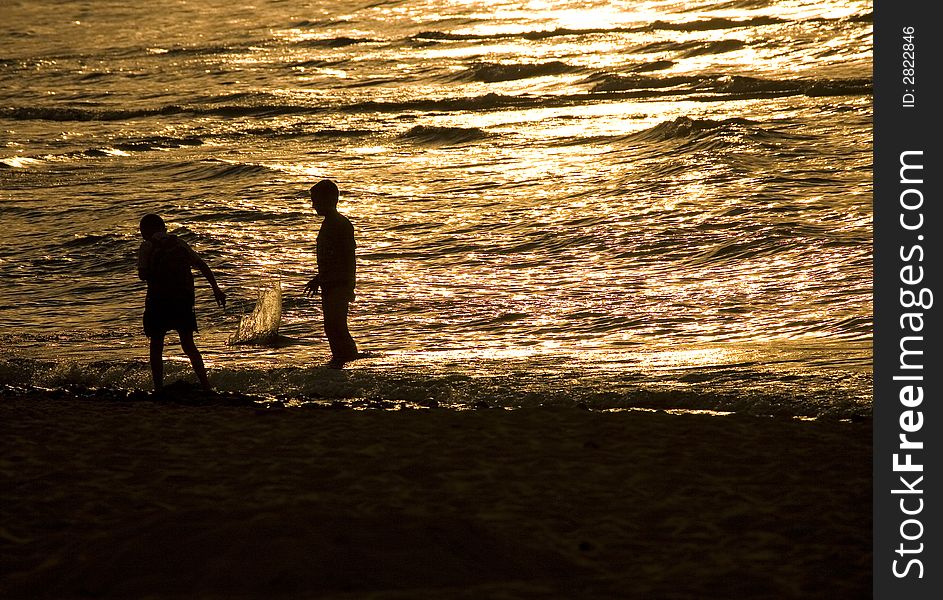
[0,0,872,410]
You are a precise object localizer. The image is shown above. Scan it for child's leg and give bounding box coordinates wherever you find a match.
[322,288,358,362]
[149,334,165,391]
[179,330,211,391]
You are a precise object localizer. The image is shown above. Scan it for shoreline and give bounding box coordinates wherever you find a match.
[1,389,871,599]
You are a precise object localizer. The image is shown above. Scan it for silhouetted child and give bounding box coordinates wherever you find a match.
[303,179,359,365]
[137,214,226,392]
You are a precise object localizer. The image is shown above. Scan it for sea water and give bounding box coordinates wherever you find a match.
[0,0,872,416]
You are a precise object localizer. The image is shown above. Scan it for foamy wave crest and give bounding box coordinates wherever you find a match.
[0,358,152,391]
[0,136,207,169]
[0,357,870,418]
[630,116,758,143]
[0,156,44,169]
[399,125,489,146]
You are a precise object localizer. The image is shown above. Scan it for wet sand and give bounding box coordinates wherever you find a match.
[1,391,871,599]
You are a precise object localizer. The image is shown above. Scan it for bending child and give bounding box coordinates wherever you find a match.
[137,214,226,392]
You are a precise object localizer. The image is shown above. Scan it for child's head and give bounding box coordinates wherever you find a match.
[139,214,166,240]
[310,179,339,216]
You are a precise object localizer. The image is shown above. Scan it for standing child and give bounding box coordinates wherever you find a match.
[137,214,226,392]
[303,179,359,365]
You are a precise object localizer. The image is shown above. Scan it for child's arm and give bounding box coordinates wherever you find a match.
[184,243,226,308]
[137,241,153,281]
[303,274,320,296]
[197,258,226,308]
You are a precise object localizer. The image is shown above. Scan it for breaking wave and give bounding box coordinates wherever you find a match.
[456,61,579,83]
[0,357,871,418]
[141,159,275,181]
[412,16,786,43]
[0,73,871,126]
[629,116,763,143]
[590,74,872,98]
[399,125,489,146]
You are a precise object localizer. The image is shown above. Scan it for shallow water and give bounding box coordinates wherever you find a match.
[0,0,872,416]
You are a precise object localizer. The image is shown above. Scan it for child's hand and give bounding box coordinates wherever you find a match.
[303,276,320,297]
[214,288,227,309]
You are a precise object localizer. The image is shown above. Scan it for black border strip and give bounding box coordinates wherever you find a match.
[874,2,940,598]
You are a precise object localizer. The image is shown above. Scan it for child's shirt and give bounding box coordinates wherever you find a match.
[138,231,198,302]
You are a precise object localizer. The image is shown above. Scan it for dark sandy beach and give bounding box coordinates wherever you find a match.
[1,390,871,599]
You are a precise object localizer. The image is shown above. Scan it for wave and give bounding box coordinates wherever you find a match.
[0,104,186,122]
[0,357,870,418]
[619,115,825,155]
[346,92,536,113]
[589,74,701,92]
[590,74,871,98]
[0,102,317,122]
[649,16,784,31]
[288,58,350,68]
[412,17,784,43]
[78,71,111,81]
[413,27,630,41]
[1,136,206,167]
[627,60,675,73]
[113,136,204,152]
[289,19,348,28]
[241,125,374,139]
[155,42,263,57]
[455,61,579,83]
[0,73,870,127]
[60,233,130,250]
[0,156,44,169]
[701,0,775,10]
[2,126,368,170]
[0,89,329,122]
[140,159,275,181]
[186,208,305,225]
[37,235,137,278]
[802,79,873,97]
[684,235,796,267]
[636,38,747,57]
[846,12,873,23]
[629,116,768,145]
[399,125,490,146]
[298,36,377,48]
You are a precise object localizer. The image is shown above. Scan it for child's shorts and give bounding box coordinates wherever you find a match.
[143,297,198,338]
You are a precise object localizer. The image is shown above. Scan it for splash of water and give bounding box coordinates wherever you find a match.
[229,281,282,345]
